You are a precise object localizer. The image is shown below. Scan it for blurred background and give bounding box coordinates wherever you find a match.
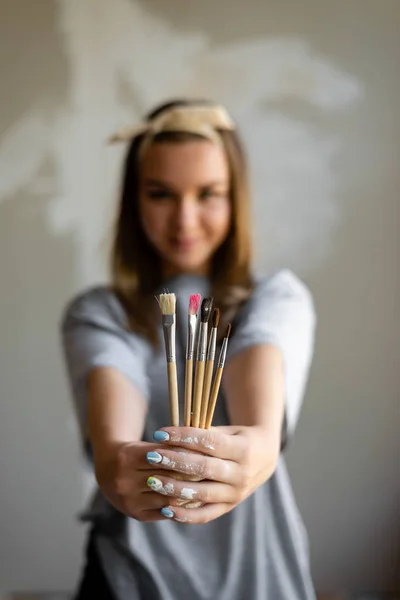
[0,0,399,598]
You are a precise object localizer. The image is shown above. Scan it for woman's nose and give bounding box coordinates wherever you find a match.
[175,196,198,230]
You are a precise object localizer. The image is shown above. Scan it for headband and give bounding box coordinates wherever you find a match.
[108,105,235,153]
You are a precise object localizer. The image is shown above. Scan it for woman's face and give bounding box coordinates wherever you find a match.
[139,140,231,278]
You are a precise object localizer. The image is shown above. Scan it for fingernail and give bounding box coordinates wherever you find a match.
[153,430,170,442]
[146,451,162,464]
[147,476,163,491]
[161,507,175,518]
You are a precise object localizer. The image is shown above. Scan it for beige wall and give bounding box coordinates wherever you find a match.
[0,0,399,594]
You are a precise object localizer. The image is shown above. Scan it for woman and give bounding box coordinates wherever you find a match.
[62,99,317,600]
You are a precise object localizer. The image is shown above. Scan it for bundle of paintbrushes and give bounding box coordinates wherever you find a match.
[157,293,231,429]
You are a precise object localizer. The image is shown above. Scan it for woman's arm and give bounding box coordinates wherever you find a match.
[223,344,285,453]
[87,366,147,478]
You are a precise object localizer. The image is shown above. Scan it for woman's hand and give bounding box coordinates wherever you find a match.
[94,440,204,522]
[144,425,281,524]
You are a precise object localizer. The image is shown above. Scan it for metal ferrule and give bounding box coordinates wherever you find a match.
[186,314,197,361]
[162,314,176,362]
[217,337,228,369]
[197,322,208,362]
[206,328,217,361]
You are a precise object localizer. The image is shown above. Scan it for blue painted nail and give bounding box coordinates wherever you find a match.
[153,430,170,442]
[161,507,175,518]
[146,451,162,464]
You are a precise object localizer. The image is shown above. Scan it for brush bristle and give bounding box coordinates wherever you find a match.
[212,308,220,328]
[189,294,201,315]
[200,297,213,323]
[158,293,176,315]
[225,324,231,338]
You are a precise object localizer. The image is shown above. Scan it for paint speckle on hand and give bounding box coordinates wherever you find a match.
[182,436,199,444]
[181,487,196,500]
[164,483,174,495]
[201,440,215,450]
[175,516,191,523]
[162,456,176,468]
[185,501,203,509]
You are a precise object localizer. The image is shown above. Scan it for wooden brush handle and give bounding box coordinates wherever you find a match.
[199,360,214,429]
[205,367,223,429]
[167,361,179,426]
[184,359,193,427]
[192,360,205,428]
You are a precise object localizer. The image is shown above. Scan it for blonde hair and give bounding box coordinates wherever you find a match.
[111,99,254,346]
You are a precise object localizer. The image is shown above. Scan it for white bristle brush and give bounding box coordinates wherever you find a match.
[158,293,179,426]
[184,294,201,427]
[199,307,220,429]
[191,297,213,428]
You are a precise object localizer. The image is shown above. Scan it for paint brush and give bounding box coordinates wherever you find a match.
[158,293,179,427]
[205,324,231,429]
[191,297,213,428]
[184,294,201,427]
[199,308,220,429]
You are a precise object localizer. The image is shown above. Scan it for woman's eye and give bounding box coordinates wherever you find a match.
[199,190,227,202]
[147,190,172,201]
[199,190,217,200]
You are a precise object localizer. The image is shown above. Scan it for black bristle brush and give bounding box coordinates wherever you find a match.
[191,297,213,427]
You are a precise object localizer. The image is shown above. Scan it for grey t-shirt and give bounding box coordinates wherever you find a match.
[61,269,316,600]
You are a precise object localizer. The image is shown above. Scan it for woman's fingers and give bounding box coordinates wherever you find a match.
[152,426,247,462]
[145,448,239,484]
[105,441,238,522]
[145,474,236,505]
[129,508,167,523]
[159,502,234,525]
[117,430,247,480]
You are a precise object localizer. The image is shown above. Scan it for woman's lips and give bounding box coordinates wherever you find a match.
[170,238,198,251]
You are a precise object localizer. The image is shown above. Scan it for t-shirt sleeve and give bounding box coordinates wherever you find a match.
[60,287,151,450]
[226,269,316,444]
